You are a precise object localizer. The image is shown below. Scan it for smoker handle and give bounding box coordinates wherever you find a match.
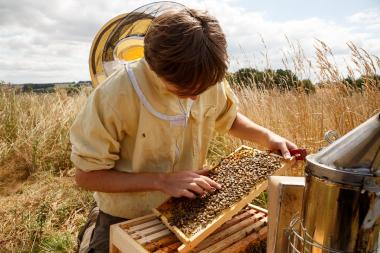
[290,149,307,160]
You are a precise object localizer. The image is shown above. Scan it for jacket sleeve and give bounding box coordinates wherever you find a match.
[70,87,125,172]
[214,80,239,134]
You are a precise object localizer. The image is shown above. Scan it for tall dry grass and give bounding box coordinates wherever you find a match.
[0,41,379,252]
[0,87,94,252]
[0,87,90,194]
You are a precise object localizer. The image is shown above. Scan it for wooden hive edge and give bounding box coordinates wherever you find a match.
[110,223,150,253]
[153,208,191,244]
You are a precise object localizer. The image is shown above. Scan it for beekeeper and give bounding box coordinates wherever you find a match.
[70,7,297,253]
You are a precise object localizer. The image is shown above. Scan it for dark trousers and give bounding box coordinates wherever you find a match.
[88,210,128,253]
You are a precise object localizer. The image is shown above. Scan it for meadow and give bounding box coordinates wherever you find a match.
[0,42,379,252]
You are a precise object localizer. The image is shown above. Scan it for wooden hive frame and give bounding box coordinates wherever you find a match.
[110,204,268,253]
[153,146,295,253]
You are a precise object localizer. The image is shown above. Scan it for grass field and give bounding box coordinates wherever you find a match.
[0,43,379,252]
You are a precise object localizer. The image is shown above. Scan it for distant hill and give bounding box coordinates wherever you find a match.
[9,81,93,93]
[16,81,92,87]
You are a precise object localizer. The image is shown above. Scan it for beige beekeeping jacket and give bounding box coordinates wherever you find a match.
[70,58,238,219]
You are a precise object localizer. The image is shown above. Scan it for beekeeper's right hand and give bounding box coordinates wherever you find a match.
[157,170,222,199]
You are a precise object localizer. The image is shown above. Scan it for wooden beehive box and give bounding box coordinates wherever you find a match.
[110,204,268,253]
[267,176,305,253]
[153,146,295,252]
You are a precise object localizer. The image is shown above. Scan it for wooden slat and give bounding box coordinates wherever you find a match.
[218,226,268,253]
[248,203,268,214]
[128,219,162,233]
[144,235,179,252]
[197,217,268,253]
[132,224,167,239]
[153,242,182,253]
[213,209,257,234]
[137,229,173,245]
[119,214,157,230]
[192,212,265,252]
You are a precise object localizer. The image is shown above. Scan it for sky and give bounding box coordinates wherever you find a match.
[0,0,379,84]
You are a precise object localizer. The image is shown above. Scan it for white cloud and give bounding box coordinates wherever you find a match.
[348,8,380,27]
[0,0,379,83]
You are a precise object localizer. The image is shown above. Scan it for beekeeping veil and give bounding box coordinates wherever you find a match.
[89,1,185,87]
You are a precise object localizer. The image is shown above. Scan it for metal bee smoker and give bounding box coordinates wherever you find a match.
[288,113,380,253]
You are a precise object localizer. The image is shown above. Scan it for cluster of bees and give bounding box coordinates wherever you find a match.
[168,148,282,236]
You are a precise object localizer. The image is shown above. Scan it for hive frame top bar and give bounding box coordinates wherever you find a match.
[153,145,295,253]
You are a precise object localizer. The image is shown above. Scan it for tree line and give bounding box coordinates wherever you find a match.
[21,81,91,94]
[226,67,379,92]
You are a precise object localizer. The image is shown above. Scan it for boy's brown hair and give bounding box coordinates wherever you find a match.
[144,8,228,96]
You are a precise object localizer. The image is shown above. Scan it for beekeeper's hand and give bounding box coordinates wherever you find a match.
[229,112,298,160]
[158,170,222,199]
[267,132,298,160]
